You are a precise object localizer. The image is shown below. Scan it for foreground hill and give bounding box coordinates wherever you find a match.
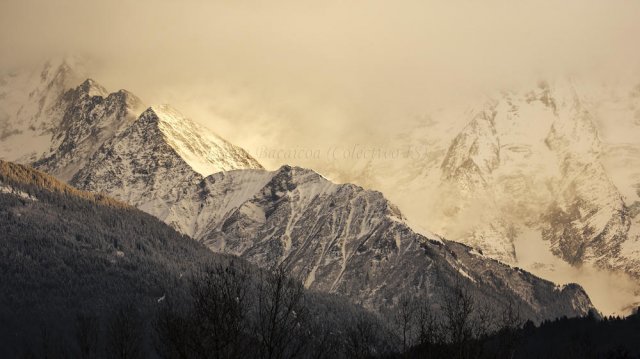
[0,161,394,358]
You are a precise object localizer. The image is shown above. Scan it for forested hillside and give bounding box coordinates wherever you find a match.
[0,161,395,358]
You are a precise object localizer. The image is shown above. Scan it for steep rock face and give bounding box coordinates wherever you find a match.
[76,157,594,320]
[0,60,262,181]
[71,106,262,223]
[441,105,501,188]
[195,166,593,320]
[436,103,518,262]
[71,107,205,222]
[33,79,144,181]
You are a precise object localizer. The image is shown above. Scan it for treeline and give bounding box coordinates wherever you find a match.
[13,263,396,359]
[371,275,528,359]
[18,258,637,359]
[0,160,127,208]
[155,263,398,359]
[376,275,640,359]
[384,289,640,359]
[492,312,640,359]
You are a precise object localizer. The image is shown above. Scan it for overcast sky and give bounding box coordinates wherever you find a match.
[2,0,639,167]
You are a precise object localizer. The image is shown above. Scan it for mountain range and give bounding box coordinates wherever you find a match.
[320,80,640,313]
[0,59,599,321]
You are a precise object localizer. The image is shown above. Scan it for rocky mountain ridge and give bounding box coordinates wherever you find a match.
[72,153,595,320]
[317,80,640,313]
[0,61,597,319]
[0,60,262,180]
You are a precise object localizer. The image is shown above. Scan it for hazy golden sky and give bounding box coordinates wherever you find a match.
[2,0,639,166]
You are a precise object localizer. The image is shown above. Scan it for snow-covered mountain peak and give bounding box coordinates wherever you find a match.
[335,79,640,313]
[77,78,110,98]
[0,59,85,163]
[66,78,144,112]
[68,105,264,230]
[143,104,263,176]
[31,78,145,181]
[260,164,407,223]
[0,62,265,225]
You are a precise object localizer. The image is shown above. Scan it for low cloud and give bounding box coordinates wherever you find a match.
[514,228,640,316]
[2,0,640,170]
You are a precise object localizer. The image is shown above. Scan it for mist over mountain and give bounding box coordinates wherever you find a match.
[2,0,640,164]
[0,60,595,325]
[322,80,640,315]
[1,1,640,355]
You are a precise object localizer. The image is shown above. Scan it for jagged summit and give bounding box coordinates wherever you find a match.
[32,77,145,181]
[141,104,263,176]
[1,60,263,184]
[69,104,264,224]
[77,78,109,97]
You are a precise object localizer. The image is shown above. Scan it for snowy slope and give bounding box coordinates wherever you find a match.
[0,60,263,184]
[316,80,640,313]
[71,105,263,224]
[153,105,263,176]
[33,79,145,181]
[433,80,639,278]
[0,58,83,163]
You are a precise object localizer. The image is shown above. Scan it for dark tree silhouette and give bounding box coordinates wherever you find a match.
[75,313,100,359]
[393,294,417,352]
[345,312,380,359]
[255,264,309,359]
[443,276,476,356]
[155,263,249,359]
[106,303,144,359]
